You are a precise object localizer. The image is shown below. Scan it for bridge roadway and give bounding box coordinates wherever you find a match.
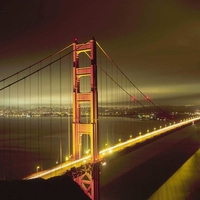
[100,117,200,200]
[24,117,200,180]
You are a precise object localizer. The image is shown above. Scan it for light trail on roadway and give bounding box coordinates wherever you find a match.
[24,117,200,180]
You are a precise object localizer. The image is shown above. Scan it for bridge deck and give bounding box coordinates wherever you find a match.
[100,120,200,199]
[149,148,200,200]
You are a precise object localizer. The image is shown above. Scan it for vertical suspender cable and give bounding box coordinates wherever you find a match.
[24,78,27,174]
[105,56,108,146]
[50,57,52,167]
[40,61,43,171]
[16,73,19,170]
[16,73,20,178]
[3,80,5,180]
[59,54,63,164]
[29,67,32,171]
[37,66,40,169]
[67,52,71,158]
[8,86,11,179]
[98,48,103,149]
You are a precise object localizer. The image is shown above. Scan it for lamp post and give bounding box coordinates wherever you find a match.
[36,166,40,173]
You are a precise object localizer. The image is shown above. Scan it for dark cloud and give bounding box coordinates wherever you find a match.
[0,0,200,106]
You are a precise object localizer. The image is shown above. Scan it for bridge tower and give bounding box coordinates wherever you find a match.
[72,38,99,200]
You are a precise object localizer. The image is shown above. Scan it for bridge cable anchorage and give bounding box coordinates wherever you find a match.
[96,41,166,115]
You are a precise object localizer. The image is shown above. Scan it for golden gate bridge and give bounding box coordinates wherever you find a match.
[0,38,199,200]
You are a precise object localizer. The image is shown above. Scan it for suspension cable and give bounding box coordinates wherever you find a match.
[0,44,73,84]
[0,42,89,92]
[0,50,73,91]
[97,62,152,112]
[96,41,165,114]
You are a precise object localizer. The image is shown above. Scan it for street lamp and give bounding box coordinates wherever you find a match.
[65,156,69,161]
[36,166,40,173]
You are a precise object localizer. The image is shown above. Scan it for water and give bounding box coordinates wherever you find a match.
[0,116,171,180]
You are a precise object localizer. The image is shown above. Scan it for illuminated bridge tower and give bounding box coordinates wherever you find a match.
[72,38,99,200]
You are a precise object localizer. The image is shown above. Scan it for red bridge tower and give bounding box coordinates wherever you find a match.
[72,38,99,200]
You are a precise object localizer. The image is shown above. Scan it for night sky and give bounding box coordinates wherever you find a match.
[0,0,200,106]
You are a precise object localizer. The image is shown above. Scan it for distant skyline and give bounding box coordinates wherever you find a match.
[0,0,200,106]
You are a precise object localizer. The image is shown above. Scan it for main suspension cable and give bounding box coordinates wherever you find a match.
[96,41,165,114]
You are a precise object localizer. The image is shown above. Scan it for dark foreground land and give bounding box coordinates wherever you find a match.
[0,175,90,200]
[100,121,200,200]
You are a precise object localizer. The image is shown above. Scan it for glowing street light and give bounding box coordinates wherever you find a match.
[36,166,40,173]
[85,149,90,154]
[65,156,69,161]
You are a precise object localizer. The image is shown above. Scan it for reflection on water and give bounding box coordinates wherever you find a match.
[0,116,170,180]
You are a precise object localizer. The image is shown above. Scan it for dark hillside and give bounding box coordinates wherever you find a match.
[0,175,91,200]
